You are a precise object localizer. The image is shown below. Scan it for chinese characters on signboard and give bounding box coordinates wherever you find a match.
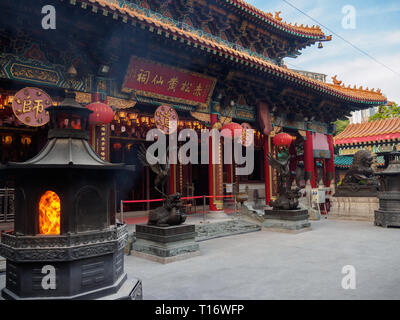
[154,105,178,135]
[122,56,216,109]
[12,87,52,126]
[94,125,110,161]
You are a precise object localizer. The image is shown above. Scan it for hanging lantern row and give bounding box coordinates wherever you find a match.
[111,111,207,135]
[0,94,13,116]
[0,135,33,145]
[178,120,205,130]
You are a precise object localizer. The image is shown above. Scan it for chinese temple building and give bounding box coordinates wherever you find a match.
[0,0,387,213]
[334,117,400,181]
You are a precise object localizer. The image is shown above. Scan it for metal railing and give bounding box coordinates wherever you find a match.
[119,194,238,224]
[0,188,15,223]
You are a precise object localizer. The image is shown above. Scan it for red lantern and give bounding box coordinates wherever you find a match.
[221,122,243,138]
[86,102,114,125]
[273,133,293,147]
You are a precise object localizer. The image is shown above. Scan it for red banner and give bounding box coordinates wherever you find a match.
[122,56,216,109]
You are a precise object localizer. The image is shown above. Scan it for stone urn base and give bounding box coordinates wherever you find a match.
[334,185,377,198]
[262,209,311,233]
[329,197,378,222]
[131,224,200,264]
[375,211,400,228]
[375,191,400,228]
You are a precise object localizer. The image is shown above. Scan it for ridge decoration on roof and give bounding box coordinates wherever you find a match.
[219,0,330,40]
[76,0,387,105]
[335,155,385,168]
[334,118,400,145]
[326,75,387,104]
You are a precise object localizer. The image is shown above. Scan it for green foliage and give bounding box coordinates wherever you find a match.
[334,119,350,135]
[369,102,399,121]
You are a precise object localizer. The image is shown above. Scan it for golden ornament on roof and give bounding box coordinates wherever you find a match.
[275,11,282,21]
[332,75,342,86]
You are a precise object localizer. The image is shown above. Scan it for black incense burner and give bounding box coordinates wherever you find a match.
[375,152,400,228]
[0,92,141,299]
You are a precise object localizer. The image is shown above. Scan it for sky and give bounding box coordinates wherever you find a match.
[246,0,400,104]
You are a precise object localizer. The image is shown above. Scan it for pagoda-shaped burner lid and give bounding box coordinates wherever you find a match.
[2,91,133,171]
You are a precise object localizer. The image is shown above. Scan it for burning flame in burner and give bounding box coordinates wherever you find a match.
[39,191,60,235]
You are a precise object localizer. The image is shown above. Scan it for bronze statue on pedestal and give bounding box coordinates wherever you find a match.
[266,152,300,210]
[137,144,186,227]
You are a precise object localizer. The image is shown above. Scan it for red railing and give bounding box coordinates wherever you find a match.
[119,194,236,222]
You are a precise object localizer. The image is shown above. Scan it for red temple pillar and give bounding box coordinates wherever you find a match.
[304,131,316,188]
[263,135,271,205]
[208,113,223,212]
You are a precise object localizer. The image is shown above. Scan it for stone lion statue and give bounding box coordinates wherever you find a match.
[335,150,379,197]
[148,193,186,227]
[341,150,376,186]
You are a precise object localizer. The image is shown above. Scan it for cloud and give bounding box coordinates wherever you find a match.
[358,3,400,17]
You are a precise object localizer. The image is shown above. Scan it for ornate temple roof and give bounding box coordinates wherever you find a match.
[334,118,400,145]
[78,0,387,106]
[219,0,328,39]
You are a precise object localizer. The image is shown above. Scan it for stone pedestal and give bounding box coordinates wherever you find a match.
[334,185,377,198]
[262,209,311,233]
[0,225,141,300]
[330,197,378,222]
[375,192,400,228]
[131,224,200,264]
[2,273,142,300]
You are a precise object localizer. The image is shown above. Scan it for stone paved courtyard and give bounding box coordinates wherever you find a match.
[1,218,400,300]
[124,219,400,300]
